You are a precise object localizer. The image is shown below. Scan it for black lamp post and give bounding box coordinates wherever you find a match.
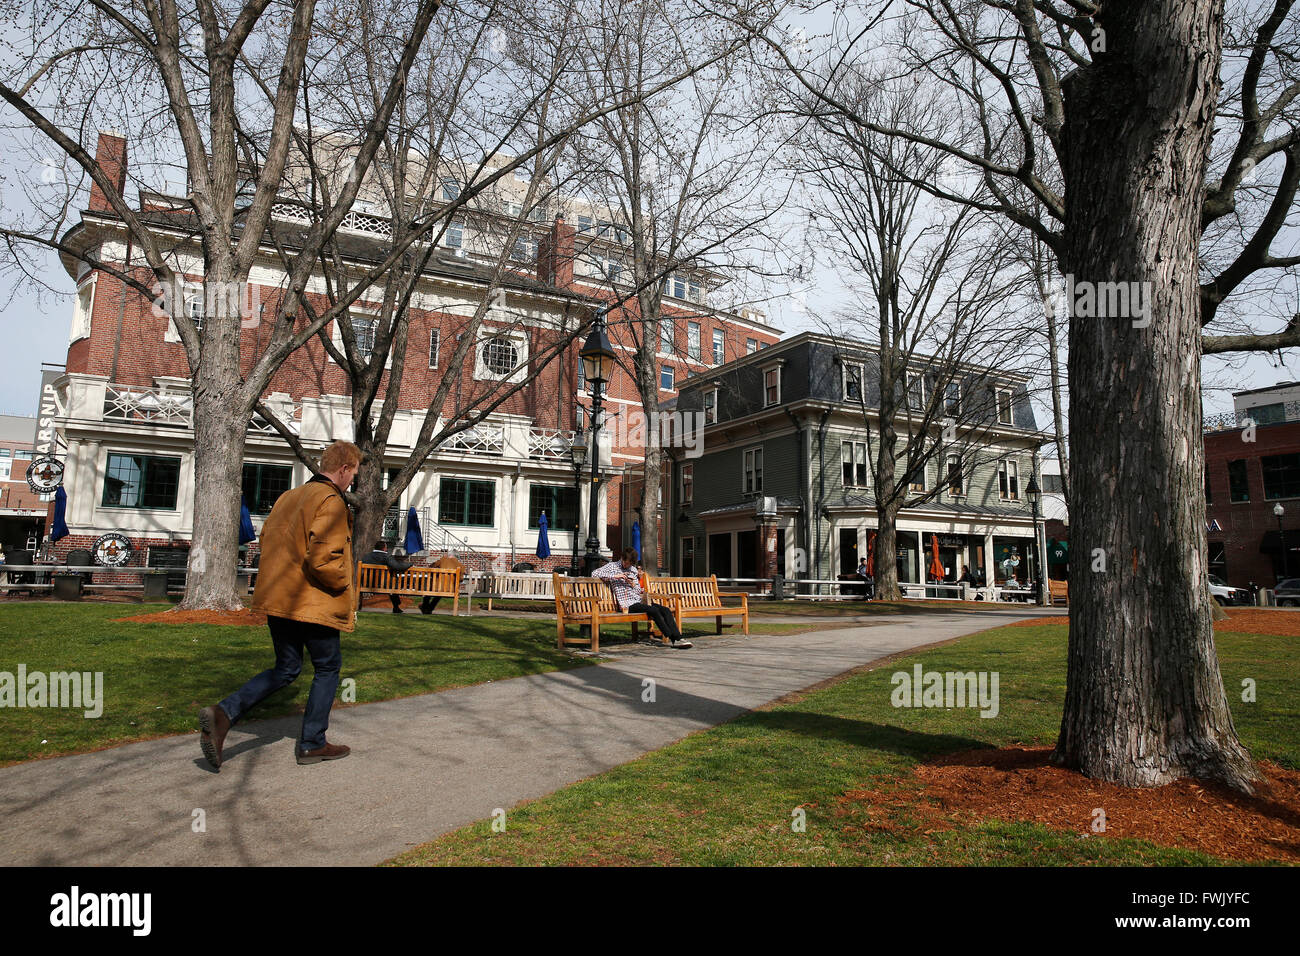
[580,310,616,574]
[1275,502,1286,583]
[569,435,587,575]
[1026,473,1044,605]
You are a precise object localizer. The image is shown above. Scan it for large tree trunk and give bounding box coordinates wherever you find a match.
[1054,0,1257,791]
[179,281,250,610]
[874,414,903,601]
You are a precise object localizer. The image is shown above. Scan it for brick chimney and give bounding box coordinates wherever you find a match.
[538,216,575,289]
[88,131,128,213]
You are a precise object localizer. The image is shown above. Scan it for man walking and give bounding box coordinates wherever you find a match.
[592,547,692,648]
[198,440,361,769]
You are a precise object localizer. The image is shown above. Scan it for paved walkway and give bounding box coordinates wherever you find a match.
[0,609,1056,866]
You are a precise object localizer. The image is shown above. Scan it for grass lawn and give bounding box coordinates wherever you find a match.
[388,621,1299,866]
[0,601,834,766]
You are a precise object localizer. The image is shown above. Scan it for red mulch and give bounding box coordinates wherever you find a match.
[839,747,1300,863]
[113,608,268,626]
[1005,606,1300,636]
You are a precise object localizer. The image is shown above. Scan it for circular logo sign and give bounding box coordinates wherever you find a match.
[25,456,64,494]
[92,532,134,567]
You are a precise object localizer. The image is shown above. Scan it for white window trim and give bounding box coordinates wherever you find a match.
[660,365,675,392]
[71,276,96,343]
[473,326,529,384]
[998,458,1020,501]
[842,440,869,488]
[843,362,865,403]
[680,462,693,505]
[329,309,393,370]
[997,387,1015,425]
[946,455,965,498]
[945,381,961,417]
[429,328,441,369]
[703,387,718,424]
[906,371,926,410]
[687,322,702,361]
[761,360,784,407]
[712,328,725,365]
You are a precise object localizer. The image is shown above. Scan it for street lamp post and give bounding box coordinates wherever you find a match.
[1026,473,1046,605]
[579,310,616,574]
[1275,502,1286,584]
[568,435,587,576]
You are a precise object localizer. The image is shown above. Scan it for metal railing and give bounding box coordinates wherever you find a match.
[102,383,302,434]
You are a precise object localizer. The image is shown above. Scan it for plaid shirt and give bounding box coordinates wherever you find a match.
[592,560,643,611]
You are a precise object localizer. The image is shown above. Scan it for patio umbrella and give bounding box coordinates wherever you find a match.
[928,534,945,581]
[239,497,257,545]
[865,532,876,576]
[50,486,69,542]
[631,520,641,560]
[536,511,551,559]
[404,507,425,554]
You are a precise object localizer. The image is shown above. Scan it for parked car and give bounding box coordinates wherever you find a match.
[1209,575,1250,606]
[1272,578,1300,607]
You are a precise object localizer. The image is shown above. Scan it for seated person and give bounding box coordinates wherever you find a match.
[855,559,874,600]
[419,553,463,615]
[592,548,692,649]
[360,540,414,614]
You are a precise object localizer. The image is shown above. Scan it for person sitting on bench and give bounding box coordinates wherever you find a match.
[361,540,416,614]
[592,548,692,649]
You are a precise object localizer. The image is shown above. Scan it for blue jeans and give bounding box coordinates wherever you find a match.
[218,616,342,752]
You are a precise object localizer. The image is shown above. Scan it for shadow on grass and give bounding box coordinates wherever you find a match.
[735,709,991,760]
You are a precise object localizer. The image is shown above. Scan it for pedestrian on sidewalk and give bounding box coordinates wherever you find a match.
[592,547,692,648]
[198,440,361,769]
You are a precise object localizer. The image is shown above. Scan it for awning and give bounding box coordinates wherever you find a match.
[1047,539,1069,565]
[1257,531,1300,554]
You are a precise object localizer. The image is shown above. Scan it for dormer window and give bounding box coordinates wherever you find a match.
[704,388,718,424]
[997,388,1014,425]
[844,362,864,402]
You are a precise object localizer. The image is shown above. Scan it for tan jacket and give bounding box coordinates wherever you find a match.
[251,476,356,632]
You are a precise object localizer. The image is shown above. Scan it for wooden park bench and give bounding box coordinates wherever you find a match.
[357,563,462,615]
[645,574,749,636]
[552,572,664,652]
[1048,579,1069,606]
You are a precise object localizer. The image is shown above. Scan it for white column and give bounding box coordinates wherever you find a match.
[983,533,995,587]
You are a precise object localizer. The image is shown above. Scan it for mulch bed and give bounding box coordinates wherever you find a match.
[839,747,1300,863]
[1005,606,1300,637]
[113,608,268,626]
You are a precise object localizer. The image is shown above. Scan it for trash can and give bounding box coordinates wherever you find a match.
[52,572,84,601]
[142,570,169,601]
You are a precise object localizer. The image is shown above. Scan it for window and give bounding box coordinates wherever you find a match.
[242,462,292,515]
[351,315,378,361]
[481,336,519,376]
[743,447,764,493]
[1042,473,1065,494]
[681,536,696,576]
[998,459,1020,501]
[946,455,964,497]
[528,484,578,530]
[907,462,926,493]
[443,222,463,249]
[1249,402,1286,424]
[1228,459,1250,502]
[842,441,868,487]
[688,278,702,303]
[764,366,781,406]
[660,319,674,354]
[844,363,864,402]
[746,338,758,354]
[429,329,441,369]
[704,388,717,424]
[440,177,460,201]
[102,453,181,510]
[439,477,495,526]
[0,449,10,482]
[1262,454,1300,500]
[687,322,701,360]
[945,381,961,417]
[660,365,675,391]
[906,372,926,411]
[574,404,585,431]
[576,358,586,393]
[712,328,725,365]
[577,214,593,234]
[185,294,205,334]
[512,238,538,262]
[997,388,1014,425]
[680,462,694,505]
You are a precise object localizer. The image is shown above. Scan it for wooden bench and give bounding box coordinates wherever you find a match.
[645,574,749,635]
[467,570,555,611]
[1048,579,1069,606]
[552,572,666,652]
[357,563,462,615]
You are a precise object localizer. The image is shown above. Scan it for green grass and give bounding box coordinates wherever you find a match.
[0,601,839,765]
[386,621,1299,866]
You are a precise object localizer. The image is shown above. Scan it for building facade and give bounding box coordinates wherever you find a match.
[42,133,779,573]
[668,334,1050,591]
[0,414,51,552]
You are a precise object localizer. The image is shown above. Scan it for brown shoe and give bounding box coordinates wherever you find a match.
[296,741,351,765]
[198,705,231,769]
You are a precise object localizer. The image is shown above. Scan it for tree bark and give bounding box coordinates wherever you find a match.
[1054,0,1257,791]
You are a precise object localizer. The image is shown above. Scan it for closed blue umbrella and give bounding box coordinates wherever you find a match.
[404,507,425,554]
[238,496,257,545]
[536,511,551,559]
[631,520,641,560]
[50,486,69,542]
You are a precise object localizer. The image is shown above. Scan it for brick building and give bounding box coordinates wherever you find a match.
[44,133,780,573]
[0,414,52,552]
[1204,382,1300,587]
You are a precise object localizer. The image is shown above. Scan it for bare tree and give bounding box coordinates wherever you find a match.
[797,72,1036,599]
[737,0,1300,791]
